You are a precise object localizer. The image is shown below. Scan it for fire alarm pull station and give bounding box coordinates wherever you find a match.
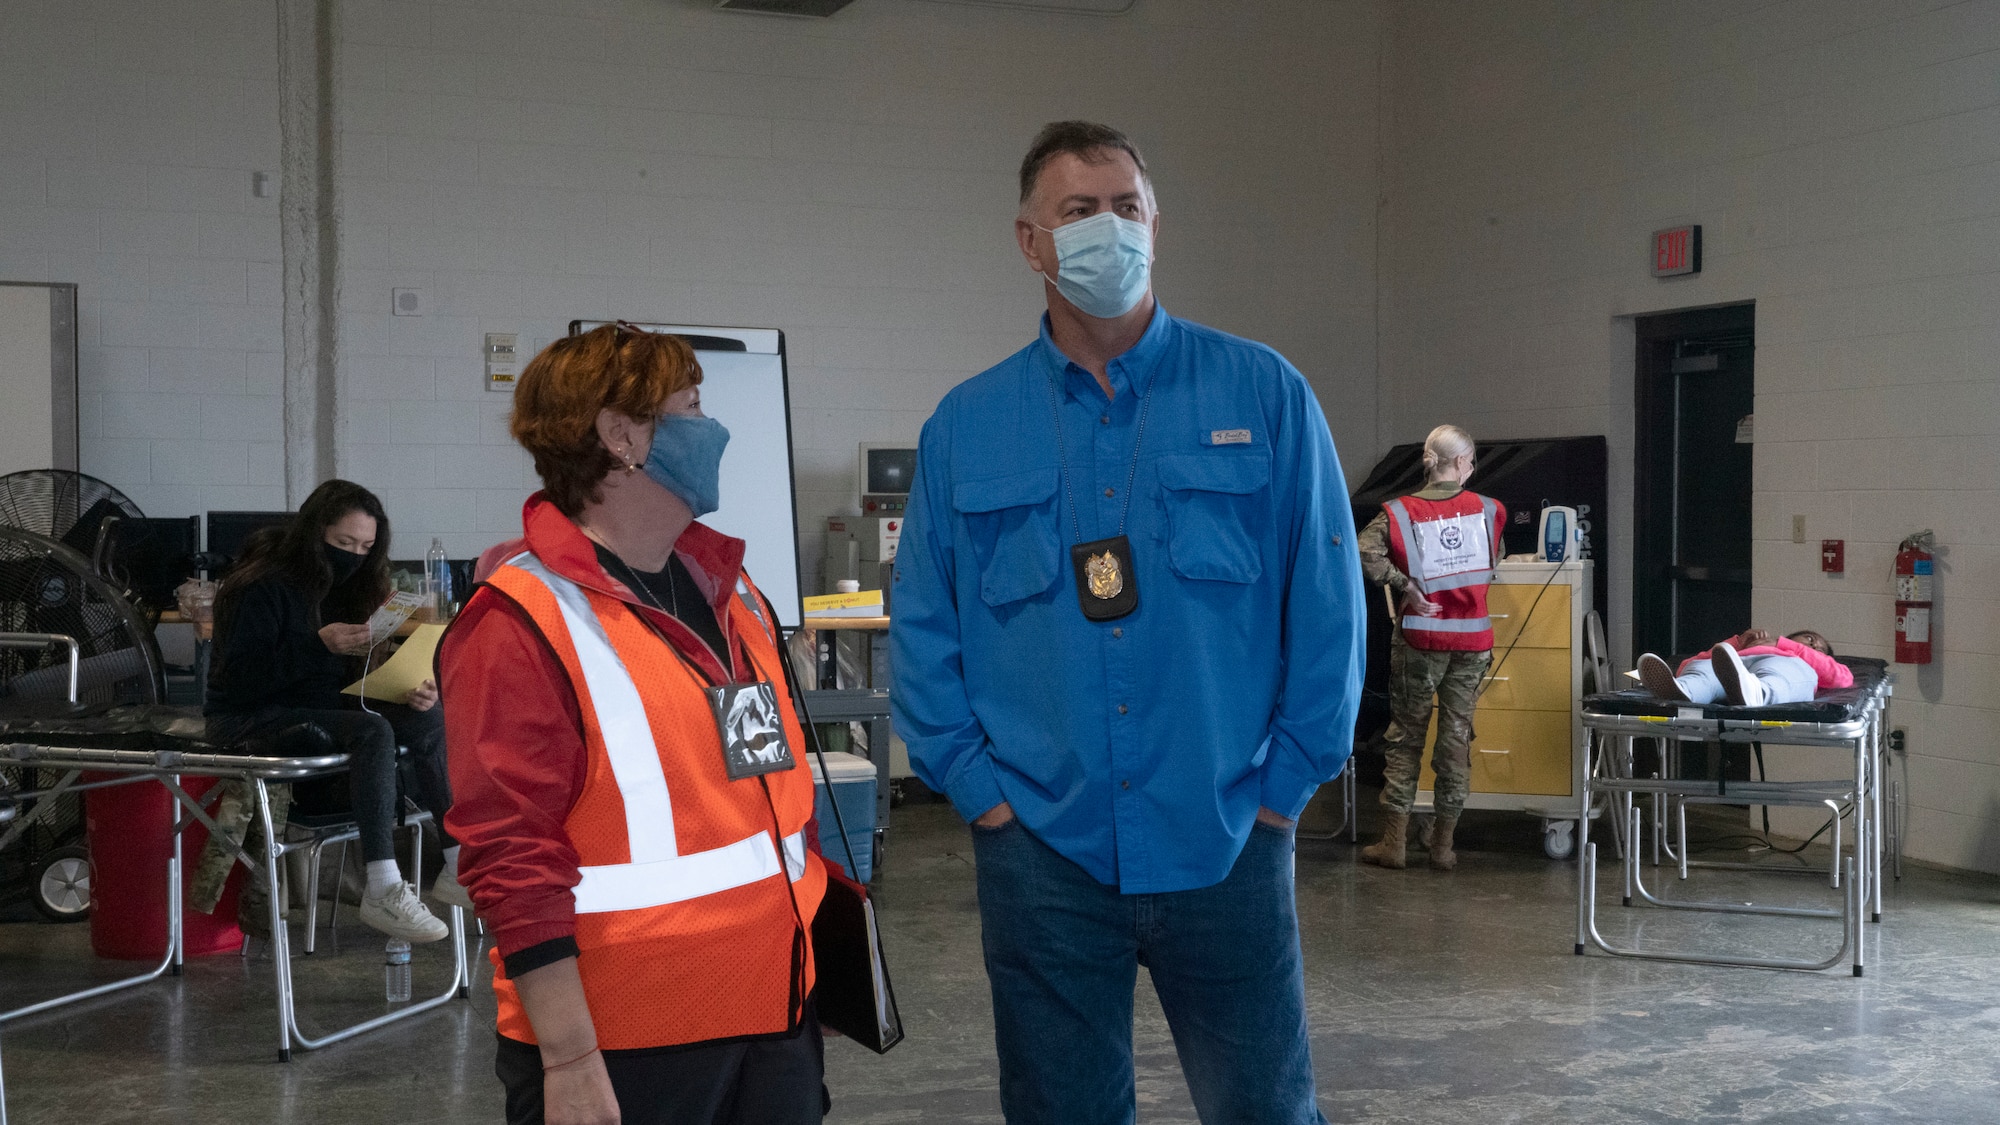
[1821,540,1845,574]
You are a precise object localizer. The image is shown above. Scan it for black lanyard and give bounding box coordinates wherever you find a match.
[602,552,750,688]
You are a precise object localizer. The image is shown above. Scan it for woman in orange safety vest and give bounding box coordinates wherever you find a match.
[440,324,831,1125]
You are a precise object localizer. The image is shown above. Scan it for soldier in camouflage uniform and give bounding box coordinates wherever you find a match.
[1356,425,1500,870]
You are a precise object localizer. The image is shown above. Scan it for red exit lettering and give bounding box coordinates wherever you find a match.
[1651,225,1701,277]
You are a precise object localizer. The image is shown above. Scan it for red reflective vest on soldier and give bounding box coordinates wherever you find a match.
[1382,491,1506,652]
[481,554,827,1051]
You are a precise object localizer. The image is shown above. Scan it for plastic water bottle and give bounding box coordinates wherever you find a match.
[384,938,412,1002]
[426,537,454,620]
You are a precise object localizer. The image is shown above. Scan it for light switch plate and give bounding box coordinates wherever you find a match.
[1791,515,1806,543]
[485,332,520,392]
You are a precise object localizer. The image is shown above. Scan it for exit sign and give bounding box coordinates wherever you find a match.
[1652,225,1701,277]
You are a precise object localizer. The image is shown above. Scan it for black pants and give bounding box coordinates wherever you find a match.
[495,1022,826,1125]
[213,701,453,863]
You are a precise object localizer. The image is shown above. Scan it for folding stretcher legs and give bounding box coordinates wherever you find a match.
[167,774,470,1061]
[1573,705,1888,975]
[0,770,189,1027]
[0,750,470,1065]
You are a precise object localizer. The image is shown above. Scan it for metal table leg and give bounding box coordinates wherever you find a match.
[249,778,468,1059]
[1,772,187,1028]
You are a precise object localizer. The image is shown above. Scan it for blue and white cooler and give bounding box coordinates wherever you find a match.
[811,751,879,884]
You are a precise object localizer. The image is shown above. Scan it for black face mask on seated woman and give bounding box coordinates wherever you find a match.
[323,542,367,585]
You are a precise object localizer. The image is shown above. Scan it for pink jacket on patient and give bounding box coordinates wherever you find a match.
[1678,635,1854,690]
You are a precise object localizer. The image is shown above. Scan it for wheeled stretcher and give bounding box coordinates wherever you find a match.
[1573,657,1892,975]
[0,700,470,1063]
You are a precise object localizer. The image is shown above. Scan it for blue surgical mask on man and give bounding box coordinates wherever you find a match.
[644,414,731,518]
[1036,211,1153,319]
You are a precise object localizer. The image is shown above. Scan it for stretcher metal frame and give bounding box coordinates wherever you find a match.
[0,797,14,1125]
[0,740,470,1063]
[1573,673,1892,975]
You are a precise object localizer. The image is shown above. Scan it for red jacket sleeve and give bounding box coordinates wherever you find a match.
[1775,635,1853,690]
[440,588,588,959]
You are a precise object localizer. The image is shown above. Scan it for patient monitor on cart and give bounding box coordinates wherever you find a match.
[1540,505,1580,562]
[824,444,914,596]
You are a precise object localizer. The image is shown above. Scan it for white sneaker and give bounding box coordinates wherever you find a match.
[360,882,450,943]
[1636,653,1686,701]
[430,864,475,914]
[1710,643,1766,707]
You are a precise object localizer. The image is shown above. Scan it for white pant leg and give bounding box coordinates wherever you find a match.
[1745,654,1819,703]
[1674,659,1726,704]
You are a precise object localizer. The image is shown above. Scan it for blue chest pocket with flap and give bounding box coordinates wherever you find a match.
[953,466,1062,607]
[1157,451,1270,583]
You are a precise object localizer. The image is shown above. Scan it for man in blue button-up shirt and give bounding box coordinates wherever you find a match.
[891,121,1365,1124]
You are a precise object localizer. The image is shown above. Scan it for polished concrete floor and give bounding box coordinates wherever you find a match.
[3,793,1998,1123]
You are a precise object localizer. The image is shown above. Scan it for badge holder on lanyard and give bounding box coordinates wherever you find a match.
[1046,368,1154,622]
[609,554,800,782]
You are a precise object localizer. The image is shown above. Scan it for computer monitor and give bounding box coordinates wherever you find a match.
[859,444,917,498]
[205,510,293,571]
[102,515,200,610]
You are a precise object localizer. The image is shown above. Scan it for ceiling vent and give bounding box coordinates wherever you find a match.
[716,0,856,15]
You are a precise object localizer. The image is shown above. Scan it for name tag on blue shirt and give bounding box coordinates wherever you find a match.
[1208,428,1254,445]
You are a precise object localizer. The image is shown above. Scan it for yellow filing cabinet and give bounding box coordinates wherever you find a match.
[1417,562,1591,818]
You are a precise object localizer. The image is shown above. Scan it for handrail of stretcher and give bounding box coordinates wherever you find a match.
[1577,710,1879,745]
[1578,679,1891,744]
[0,742,349,781]
[0,634,80,703]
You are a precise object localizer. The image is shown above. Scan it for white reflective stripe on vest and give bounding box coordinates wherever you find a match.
[504,553,806,917]
[1384,500,1425,593]
[1401,615,1493,633]
[1424,567,1497,592]
[574,829,807,914]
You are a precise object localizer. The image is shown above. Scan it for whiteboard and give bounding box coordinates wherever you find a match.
[0,283,78,475]
[569,321,803,629]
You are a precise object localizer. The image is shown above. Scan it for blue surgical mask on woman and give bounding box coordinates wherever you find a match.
[644,414,731,518]
[1036,211,1153,319]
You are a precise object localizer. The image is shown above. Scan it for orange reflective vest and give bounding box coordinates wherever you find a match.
[1382,491,1504,652]
[483,551,827,1050]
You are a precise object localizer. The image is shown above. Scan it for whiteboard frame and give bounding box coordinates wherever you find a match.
[0,281,79,473]
[567,319,804,630]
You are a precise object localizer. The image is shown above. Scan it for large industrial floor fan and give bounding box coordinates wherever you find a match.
[0,526,166,921]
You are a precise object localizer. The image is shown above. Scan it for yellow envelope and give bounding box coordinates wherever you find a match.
[341,623,446,703]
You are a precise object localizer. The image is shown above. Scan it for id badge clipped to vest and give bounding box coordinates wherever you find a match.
[707,681,799,780]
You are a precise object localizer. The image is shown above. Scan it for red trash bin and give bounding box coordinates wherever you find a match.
[84,775,245,960]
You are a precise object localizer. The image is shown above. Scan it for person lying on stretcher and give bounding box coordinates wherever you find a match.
[1637,629,1853,707]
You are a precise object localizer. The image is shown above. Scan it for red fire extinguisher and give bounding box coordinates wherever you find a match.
[1894,531,1935,664]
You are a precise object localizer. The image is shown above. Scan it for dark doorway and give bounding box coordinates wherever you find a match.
[1633,305,1754,661]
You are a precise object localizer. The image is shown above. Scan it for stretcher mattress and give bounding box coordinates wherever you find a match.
[0,704,330,758]
[1581,657,1887,723]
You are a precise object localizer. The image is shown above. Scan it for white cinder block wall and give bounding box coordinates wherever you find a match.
[1378,1,2000,872]
[0,1,286,518]
[330,0,1383,575]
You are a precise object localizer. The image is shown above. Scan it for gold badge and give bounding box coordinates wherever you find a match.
[1085,550,1124,600]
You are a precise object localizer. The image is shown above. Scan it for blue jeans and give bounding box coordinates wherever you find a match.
[971,818,1327,1125]
[1676,654,1818,705]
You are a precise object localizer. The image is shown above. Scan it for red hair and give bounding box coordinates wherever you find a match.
[510,325,701,517]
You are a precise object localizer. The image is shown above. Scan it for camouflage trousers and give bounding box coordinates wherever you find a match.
[1379,638,1491,819]
[189,780,291,917]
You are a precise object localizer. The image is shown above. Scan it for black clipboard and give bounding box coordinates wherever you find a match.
[810,867,903,1053]
[761,589,904,1054]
